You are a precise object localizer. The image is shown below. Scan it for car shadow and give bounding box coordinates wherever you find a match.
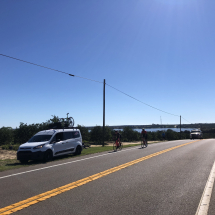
[6,154,77,167]
[6,160,41,166]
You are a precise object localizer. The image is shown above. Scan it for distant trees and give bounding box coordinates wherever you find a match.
[165,129,179,140]
[77,125,90,142]
[1,116,215,147]
[105,126,112,142]
[200,128,215,139]
[90,126,103,144]
[89,126,112,144]
[13,122,49,144]
[121,127,139,142]
[0,116,52,146]
[0,127,14,145]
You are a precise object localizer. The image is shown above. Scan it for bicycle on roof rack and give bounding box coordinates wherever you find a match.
[49,116,75,129]
[60,117,75,128]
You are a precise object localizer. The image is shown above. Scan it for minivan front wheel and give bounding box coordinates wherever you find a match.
[75,146,82,155]
[43,150,53,162]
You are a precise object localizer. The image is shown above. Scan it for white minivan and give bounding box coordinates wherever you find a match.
[17,129,83,163]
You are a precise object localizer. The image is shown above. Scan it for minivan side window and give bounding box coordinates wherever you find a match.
[73,131,80,138]
[50,135,56,143]
[56,132,64,141]
[64,132,73,140]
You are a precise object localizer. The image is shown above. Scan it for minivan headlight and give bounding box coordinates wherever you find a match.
[33,144,45,149]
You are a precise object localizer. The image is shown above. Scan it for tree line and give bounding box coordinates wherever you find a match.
[0,116,214,147]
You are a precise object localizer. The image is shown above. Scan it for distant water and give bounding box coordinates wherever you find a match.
[88,128,195,133]
[115,128,194,133]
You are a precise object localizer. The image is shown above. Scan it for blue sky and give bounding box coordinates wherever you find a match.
[1,0,215,128]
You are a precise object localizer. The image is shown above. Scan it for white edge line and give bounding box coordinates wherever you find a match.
[0,146,139,180]
[195,160,215,215]
[0,140,192,180]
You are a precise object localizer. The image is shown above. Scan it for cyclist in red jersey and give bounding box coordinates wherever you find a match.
[115,130,121,148]
[141,128,147,147]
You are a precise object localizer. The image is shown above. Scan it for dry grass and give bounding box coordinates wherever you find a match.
[0,148,17,160]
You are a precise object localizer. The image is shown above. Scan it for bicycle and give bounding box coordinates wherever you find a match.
[60,117,75,128]
[145,139,148,147]
[113,140,123,151]
[141,139,144,148]
[141,138,148,148]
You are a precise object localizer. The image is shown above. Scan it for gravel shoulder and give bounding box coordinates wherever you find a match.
[0,148,16,160]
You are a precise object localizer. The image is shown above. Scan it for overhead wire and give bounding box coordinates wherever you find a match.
[1,53,192,122]
[106,83,180,117]
[0,54,103,84]
[181,117,192,124]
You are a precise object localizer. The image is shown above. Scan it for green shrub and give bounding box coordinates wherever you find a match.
[0,127,14,146]
[1,144,20,151]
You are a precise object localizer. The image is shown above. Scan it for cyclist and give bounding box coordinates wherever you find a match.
[118,131,122,147]
[141,128,147,147]
[115,130,121,149]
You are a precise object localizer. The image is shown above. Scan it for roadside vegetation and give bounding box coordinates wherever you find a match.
[1,115,215,172]
[0,144,140,172]
[1,115,215,150]
[0,115,199,149]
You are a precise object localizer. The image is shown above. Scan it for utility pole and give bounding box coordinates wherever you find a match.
[180,115,181,139]
[103,79,105,147]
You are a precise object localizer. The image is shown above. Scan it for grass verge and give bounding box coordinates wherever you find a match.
[0,144,140,172]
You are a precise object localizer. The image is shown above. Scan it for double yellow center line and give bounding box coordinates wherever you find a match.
[0,140,200,215]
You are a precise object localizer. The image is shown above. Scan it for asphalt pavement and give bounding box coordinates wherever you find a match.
[0,139,215,215]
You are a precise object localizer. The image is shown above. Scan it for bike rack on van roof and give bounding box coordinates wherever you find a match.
[49,117,75,130]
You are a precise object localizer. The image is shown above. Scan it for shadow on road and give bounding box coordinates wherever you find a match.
[6,154,76,167]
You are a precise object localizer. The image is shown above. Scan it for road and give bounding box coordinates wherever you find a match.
[0,139,215,215]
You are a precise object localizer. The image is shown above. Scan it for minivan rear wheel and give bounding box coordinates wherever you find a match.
[74,146,82,155]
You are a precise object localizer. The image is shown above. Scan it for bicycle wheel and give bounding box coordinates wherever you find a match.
[67,117,74,127]
[113,142,117,151]
[141,140,144,148]
[145,140,148,147]
[119,142,123,150]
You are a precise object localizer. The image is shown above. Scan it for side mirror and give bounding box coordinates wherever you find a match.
[51,140,56,144]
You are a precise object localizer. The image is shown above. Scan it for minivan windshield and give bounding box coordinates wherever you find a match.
[28,135,52,142]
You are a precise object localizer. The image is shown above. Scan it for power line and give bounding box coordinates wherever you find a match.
[181,117,192,124]
[1,53,192,122]
[106,83,180,117]
[0,54,103,84]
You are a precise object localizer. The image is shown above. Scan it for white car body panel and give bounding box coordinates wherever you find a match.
[17,129,83,161]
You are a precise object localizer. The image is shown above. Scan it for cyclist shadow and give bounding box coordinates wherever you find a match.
[108,151,118,153]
